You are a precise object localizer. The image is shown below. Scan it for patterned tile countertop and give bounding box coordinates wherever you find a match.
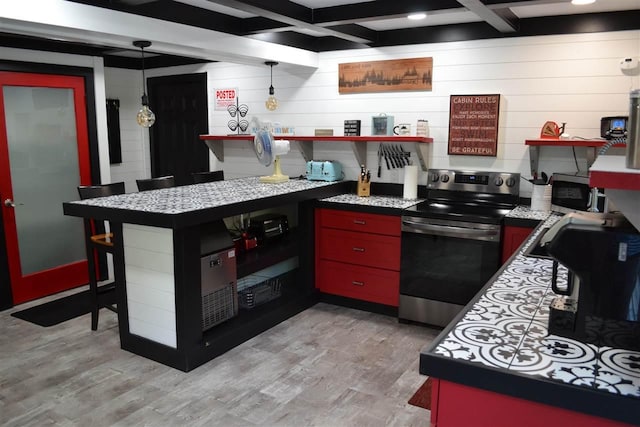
[505,205,554,221]
[320,194,424,210]
[68,177,338,214]
[423,214,640,410]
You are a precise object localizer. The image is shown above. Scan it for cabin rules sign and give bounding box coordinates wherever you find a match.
[448,94,500,156]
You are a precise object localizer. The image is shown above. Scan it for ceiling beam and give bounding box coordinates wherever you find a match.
[311,0,463,26]
[202,0,374,43]
[456,0,518,32]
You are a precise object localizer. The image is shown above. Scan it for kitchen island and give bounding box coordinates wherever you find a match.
[420,215,640,426]
[63,177,348,372]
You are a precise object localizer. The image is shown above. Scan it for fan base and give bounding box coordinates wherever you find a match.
[259,174,290,184]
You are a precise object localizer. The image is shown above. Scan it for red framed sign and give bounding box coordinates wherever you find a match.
[448,94,500,156]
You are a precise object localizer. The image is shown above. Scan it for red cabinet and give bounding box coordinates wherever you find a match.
[501,225,534,264]
[318,228,400,271]
[430,379,635,427]
[315,208,401,306]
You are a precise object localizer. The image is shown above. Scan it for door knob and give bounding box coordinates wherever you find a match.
[4,199,15,207]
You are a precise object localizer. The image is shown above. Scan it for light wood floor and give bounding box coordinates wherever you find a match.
[1,288,440,426]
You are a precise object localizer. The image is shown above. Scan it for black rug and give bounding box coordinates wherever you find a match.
[10,288,116,327]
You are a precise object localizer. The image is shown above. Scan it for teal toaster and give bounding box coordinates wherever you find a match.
[306,161,343,182]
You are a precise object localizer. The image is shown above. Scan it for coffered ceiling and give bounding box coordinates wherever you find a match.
[1,0,639,69]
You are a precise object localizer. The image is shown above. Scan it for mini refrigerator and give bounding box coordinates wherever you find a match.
[200,221,237,331]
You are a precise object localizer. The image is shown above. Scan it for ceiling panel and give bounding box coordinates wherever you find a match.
[0,0,638,68]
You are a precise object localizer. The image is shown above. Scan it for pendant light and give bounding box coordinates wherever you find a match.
[265,61,279,111]
[133,40,156,128]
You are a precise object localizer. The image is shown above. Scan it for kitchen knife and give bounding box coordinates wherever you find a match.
[398,145,411,165]
[377,144,383,177]
[394,145,407,166]
[391,145,403,167]
[382,144,391,169]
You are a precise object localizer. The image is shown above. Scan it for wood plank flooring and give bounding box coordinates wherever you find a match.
[1,288,440,426]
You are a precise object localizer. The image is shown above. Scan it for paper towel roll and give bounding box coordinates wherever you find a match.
[531,184,552,212]
[403,165,418,199]
[272,139,290,156]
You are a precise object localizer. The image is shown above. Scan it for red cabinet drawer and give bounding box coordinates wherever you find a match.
[317,208,400,237]
[317,259,399,306]
[318,228,400,271]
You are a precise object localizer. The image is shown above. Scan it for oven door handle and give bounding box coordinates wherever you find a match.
[402,219,499,241]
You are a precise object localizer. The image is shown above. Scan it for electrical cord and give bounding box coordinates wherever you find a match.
[599,136,627,155]
[572,146,579,171]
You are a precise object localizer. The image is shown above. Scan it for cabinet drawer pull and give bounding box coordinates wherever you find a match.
[352,247,365,252]
[353,219,366,225]
[352,281,364,286]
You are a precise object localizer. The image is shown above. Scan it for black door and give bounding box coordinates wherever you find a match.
[148,73,209,186]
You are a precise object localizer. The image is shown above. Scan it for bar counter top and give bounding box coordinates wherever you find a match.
[63,177,348,228]
[420,215,640,425]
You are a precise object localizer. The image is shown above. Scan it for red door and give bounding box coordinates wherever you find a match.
[0,72,92,304]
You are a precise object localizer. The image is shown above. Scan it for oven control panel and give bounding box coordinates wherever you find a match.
[428,169,520,195]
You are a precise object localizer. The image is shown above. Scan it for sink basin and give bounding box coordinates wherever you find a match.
[524,228,554,259]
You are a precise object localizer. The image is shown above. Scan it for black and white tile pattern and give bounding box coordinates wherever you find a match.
[506,205,554,221]
[69,177,337,214]
[432,215,640,399]
[320,194,423,210]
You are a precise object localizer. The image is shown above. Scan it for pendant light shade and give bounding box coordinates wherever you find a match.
[133,40,156,128]
[265,61,279,111]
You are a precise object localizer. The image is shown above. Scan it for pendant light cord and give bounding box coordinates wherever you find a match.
[141,46,146,96]
[269,63,274,95]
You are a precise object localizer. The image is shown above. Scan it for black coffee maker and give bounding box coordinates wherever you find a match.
[543,212,640,351]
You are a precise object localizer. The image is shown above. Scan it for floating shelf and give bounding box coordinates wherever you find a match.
[524,138,625,177]
[199,135,434,171]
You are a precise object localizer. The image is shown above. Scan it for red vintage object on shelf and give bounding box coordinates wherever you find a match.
[539,121,565,139]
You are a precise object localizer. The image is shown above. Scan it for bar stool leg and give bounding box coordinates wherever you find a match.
[84,220,99,331]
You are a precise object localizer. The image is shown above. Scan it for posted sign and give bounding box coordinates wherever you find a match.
[448,94,500,157]
[214,88,238,110]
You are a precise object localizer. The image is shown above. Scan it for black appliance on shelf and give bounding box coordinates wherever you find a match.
[247,213,289,244]
[551,171,605,213]
[399,169,520,327]
[542,212,640,351]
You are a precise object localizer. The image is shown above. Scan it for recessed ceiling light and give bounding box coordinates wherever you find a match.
[408,13,427,20]
[571,0,596,5]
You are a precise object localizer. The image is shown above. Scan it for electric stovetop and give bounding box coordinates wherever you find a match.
[402,168,522,224]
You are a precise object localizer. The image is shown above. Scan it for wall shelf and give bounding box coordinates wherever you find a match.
[525,138,625,177]
[200,135,434,171]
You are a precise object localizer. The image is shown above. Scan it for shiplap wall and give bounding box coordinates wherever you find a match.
[109,30,640,197]
[104,68,152,194]
[123,224,176,348]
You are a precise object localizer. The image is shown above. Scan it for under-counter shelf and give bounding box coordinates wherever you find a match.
[199,134,433,171]
[525,138,625,177]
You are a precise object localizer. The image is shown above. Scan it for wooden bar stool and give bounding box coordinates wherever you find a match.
[191,170,224,184]
[136,175,176,191]
[77,182,125,330]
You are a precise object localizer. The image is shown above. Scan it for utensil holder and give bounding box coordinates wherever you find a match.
[357,180,370,197]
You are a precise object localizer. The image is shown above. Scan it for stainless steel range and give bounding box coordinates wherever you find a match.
[399,169,520,327]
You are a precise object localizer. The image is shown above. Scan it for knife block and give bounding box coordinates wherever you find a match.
[357,180,370,197]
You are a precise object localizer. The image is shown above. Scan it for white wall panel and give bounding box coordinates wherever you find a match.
[104,68,151,193]
[123,224,176,348]
[108,30,640,197]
